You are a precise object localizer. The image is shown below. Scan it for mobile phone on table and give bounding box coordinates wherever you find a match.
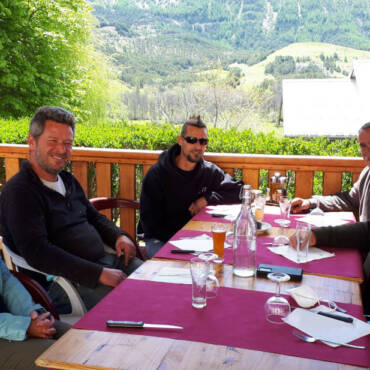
[256,264,303,282]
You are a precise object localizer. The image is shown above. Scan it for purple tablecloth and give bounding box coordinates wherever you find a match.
[155,229,363,281]
[74,279,369,368]
[192,205,356,229]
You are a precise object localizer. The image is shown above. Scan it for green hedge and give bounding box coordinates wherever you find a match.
[0,118,363,215]
[0,119,361,157]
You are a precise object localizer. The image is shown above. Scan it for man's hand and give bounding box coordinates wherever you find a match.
[99,267,126,287]
[27,311,56,339]
[290,198,311,214]
[115,235,136,266]
[188,196,208,216]
[289,232,316,248]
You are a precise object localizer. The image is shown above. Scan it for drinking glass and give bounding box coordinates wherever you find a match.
[198,252,220,298]
[254,193,266,222]
[190,257,209,309]
[265,272,291,324]
[310,198,325,216]
[273,196,291,245]
[295,221,311,263]
[211,224,226,263]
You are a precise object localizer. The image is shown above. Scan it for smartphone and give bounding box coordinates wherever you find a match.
[256,264,303,281]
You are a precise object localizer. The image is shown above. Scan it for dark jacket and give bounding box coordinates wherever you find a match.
[0,161,129,288]
[314,221,370,314]
[139,143,243,242]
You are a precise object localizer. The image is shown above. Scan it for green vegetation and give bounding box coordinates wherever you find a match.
[0,119,360,157]
[0,0,125,122]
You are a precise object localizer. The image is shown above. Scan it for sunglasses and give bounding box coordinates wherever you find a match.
[182,136,209,145]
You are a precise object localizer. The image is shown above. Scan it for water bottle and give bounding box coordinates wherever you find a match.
[232,185,257,277]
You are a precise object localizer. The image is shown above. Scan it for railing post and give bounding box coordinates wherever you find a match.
[73,161,88,196]
[96,163,112,219]
[5,158,20,181]
[295,171,314,198]
[323,172,342,195]
[119,164,136,239]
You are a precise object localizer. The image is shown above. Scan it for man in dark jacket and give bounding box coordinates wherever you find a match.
[0,106,143,311]
[139,116,243,257]
[290,221,370,314]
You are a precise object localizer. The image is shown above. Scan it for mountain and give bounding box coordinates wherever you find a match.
[90,0,370,87]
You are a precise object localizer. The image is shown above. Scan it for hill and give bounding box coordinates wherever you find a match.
[240,42,370,87]
[90,0,370,87]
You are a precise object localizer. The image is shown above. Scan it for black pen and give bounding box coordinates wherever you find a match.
[317,311,353,323]
[171,249,195,254]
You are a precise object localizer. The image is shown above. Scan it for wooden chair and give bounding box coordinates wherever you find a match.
[90,197,147,260]
[11,270,60,320]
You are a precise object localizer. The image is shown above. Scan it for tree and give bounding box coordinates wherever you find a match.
[0,0,92,118]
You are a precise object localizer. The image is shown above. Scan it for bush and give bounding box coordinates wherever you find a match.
[0,119,360,157]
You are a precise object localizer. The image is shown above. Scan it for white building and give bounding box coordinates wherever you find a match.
[282,59,370,137]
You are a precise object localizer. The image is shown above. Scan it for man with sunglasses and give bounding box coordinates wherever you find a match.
[139,116,243,257]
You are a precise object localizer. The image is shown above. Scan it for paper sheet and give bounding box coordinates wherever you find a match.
[268,244,335,263]
[170,234,231,252]
[296,214,351,227]
[206,204,241,221]
[152,267,192,284]
[283,305,370,347]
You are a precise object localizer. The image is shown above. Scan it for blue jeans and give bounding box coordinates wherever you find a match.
[145,238,165,258]
[49,252,143,313]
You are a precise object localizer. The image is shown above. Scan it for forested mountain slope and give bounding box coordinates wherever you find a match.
[91,0,370,86]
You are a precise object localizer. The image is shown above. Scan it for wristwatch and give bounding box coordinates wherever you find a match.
[35,307,47,315]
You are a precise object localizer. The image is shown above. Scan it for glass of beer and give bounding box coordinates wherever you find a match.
[211,224,226,263]
[254,193,266,221]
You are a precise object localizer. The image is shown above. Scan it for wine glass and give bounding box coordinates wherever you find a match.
[198,253,220,298]
[310,198,325,216]
[265,272,291,324]
[273,196,291,245]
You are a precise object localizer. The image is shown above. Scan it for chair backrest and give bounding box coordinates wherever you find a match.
[0,236,15,270]
[90,197,139,211]
[90,197,147,260]
[11,270,60,320]
[1,243,87,318]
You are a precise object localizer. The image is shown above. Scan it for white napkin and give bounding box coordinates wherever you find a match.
[170,234,231,251]
[152,267,192,284]
[283,305,370,347]
[206,204,241,221]
[296,214,351,227]
[268,244,335,263]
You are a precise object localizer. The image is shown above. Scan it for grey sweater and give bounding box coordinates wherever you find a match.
[309,166,370,221]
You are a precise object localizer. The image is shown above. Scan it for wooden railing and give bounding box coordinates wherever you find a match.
[0,144,365,239]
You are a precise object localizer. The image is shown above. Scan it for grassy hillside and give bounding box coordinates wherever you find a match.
[237,42,370,88]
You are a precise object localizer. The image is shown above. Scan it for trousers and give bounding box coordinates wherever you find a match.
[49,252,143,313]
[0,320,70,370]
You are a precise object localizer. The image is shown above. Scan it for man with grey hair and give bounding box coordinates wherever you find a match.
[0,106,143,312]
[291,122,370,222]
[139,116,243,257]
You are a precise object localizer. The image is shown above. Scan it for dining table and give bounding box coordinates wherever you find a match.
[35,206,369,370]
